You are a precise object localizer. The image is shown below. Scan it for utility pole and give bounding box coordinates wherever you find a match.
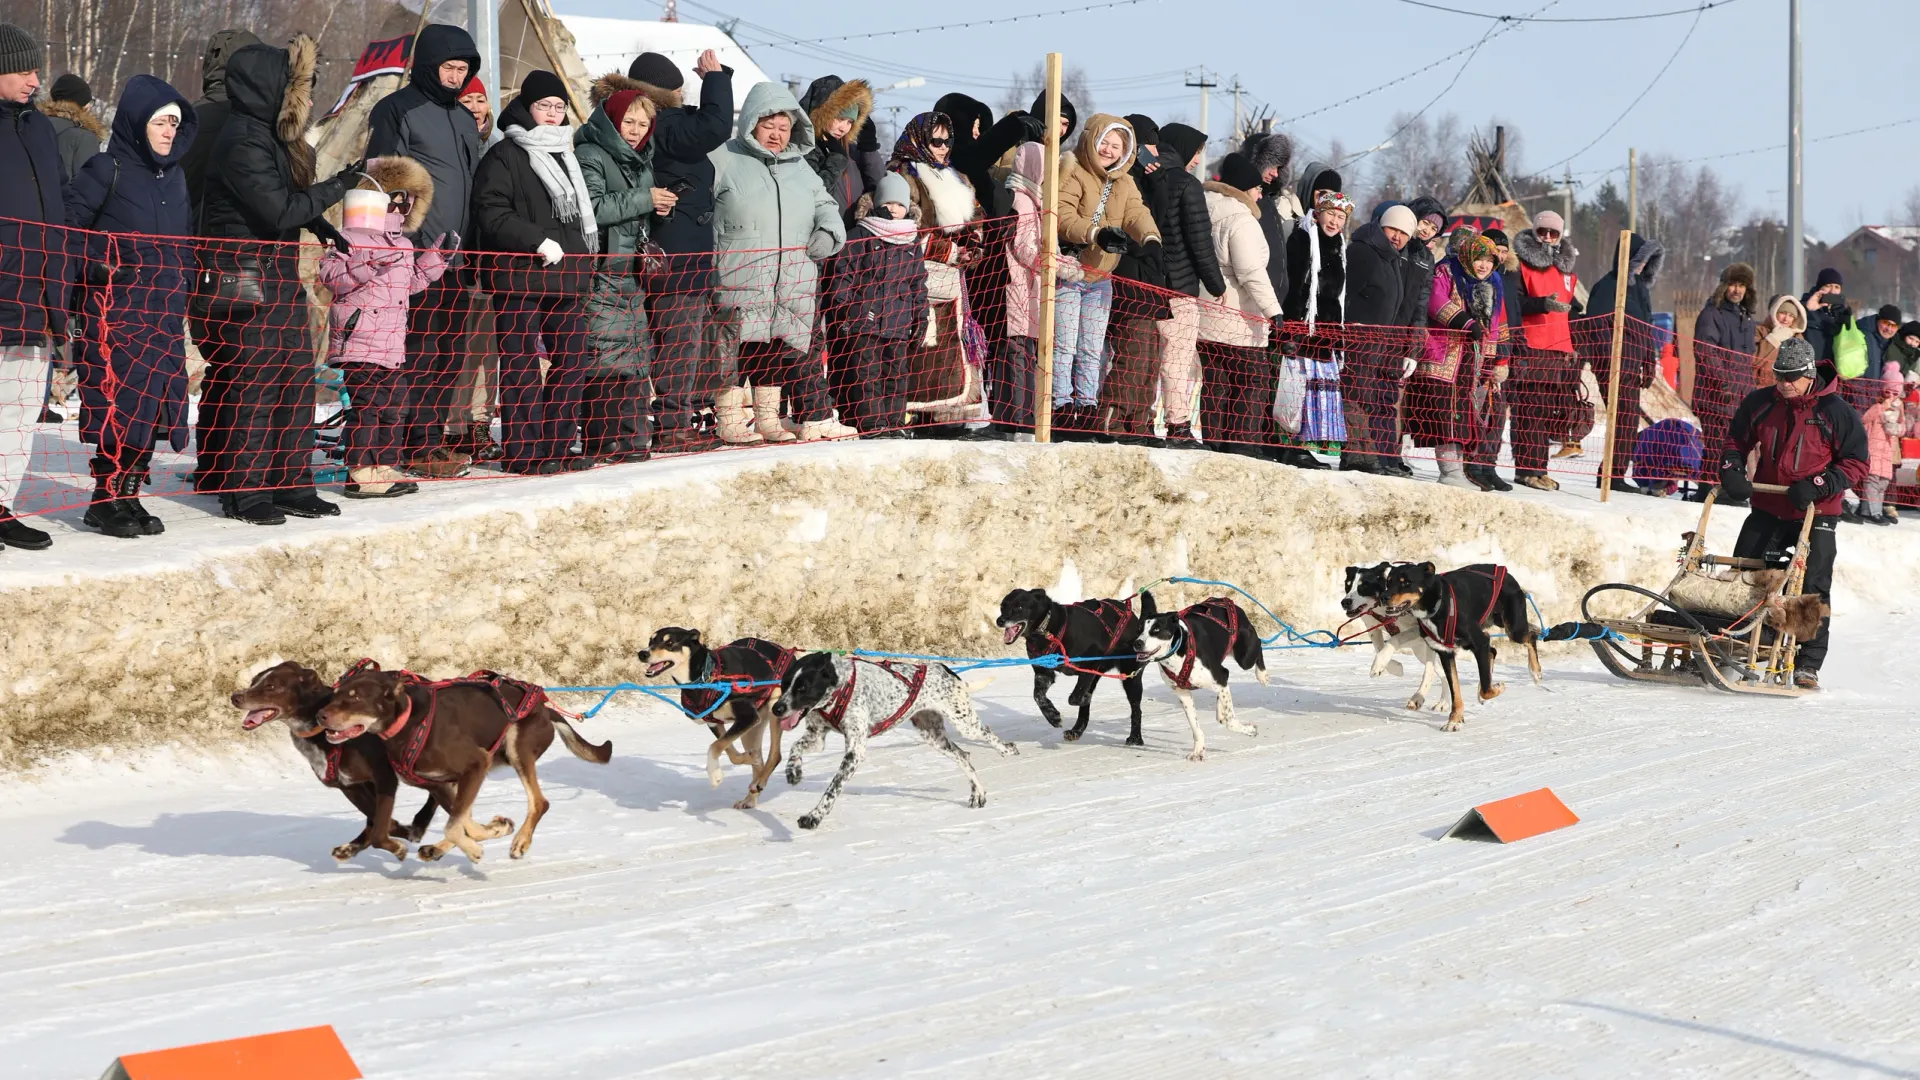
[468,0,500,119]
[1230,76,1243,145]
[1787,0,1805,296]
[1563,166,1574,234]
[1186,68,1217,175]
[1628,147,1637,234]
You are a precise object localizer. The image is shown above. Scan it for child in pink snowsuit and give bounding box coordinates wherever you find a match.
[318,156,446,497]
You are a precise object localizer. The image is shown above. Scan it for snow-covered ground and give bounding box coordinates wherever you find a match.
[6,620,1918,1078]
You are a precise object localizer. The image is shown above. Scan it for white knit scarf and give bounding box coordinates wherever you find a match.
[504,122,600,253]
[1302,212,1347,334]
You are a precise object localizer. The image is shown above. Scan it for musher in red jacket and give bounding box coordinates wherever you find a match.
[1717,336,1870,690]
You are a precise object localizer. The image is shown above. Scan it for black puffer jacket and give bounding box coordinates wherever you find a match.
[365,24,483,245]
[181,29,260,209]
[469,98,591,297]
[0,98,68,346]
[644,66,734,291]
[1345,222,1407,327]
[198,39,350,242]
[1148,123,1224,298]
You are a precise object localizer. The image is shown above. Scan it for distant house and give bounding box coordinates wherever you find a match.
[1815,226,1920,314]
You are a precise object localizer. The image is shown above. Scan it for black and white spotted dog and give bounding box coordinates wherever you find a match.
[772,652,1018,830]
[1129,592,1266,761]
[1341,562,1445,712]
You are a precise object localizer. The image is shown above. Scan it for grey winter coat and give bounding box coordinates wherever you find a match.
[41,100,106,181]
[365,24,483,246]
[577,107,656,377]
[707,81,846,353]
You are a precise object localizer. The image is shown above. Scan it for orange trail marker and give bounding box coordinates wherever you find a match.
[1443,787,1579,843]
[102,1025,361,1080]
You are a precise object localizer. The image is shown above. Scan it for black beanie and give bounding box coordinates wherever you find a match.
[627,52,684,90]
[1877,303,1902,325]
[50,72,89,105]
[519,69,570,111]
[1815,267,1843,289]
[0,23,43,76]
[1217,152,1262,192]
[1123,113,1158,147]
[1483,228,1510,247]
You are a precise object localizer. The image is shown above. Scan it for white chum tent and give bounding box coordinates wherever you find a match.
[553,14,773,109]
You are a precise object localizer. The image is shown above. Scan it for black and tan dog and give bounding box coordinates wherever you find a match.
[1381,562,1543,731]
[318,669,610,862]
[995,588,1145,744]
[233,661,438,861]
[639,627,796,809]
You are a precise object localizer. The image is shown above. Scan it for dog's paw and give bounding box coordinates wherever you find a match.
[381,840,408,861]
[785,765,803,785]
[1479,683,1506,703]
[1406,696,1425,711]
[488,815,512,829]
[732,796,758,811]
[968,790,987,809]
[1187,747,1206,762]
[1061,729,1082,743]
[509,838,531,859]
[797,813,822,830]
[1041,711,1063,728]
[418,843,447,862]
[1124,735,1145,747]
[707,768,724,788]
[998,741,1019,756]
[331,843,364,862]
[1443,715,1465,732]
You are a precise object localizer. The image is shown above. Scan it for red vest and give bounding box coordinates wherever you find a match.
[1518,261,1577,354]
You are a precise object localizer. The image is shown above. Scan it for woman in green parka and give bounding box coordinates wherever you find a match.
[576,84,677,462]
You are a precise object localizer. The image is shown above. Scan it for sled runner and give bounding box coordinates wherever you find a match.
[1573,483,1814,697]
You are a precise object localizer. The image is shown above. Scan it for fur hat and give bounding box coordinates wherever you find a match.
[1720,262,1755,289]
[1381,204,1418,236]
[875,172,911,210]
[1242,131,1292,183]
[627,52,683,91]
[594,71,680,113]
[1534,210,1565,233]
[1407,195,1447,229]
[1217,152,1262,192]
[357,156,434,233]
[1815,267,1843,289]
[1773,336,1816,380]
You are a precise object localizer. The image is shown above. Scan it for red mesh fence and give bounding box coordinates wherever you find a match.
[1,213,1909,520]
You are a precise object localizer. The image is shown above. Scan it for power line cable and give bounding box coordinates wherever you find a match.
[1535,2,1708,172]
[1388,0,1743,22]
[761,0,1160,45]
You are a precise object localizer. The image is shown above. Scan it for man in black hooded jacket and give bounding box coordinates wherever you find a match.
[182,29,262,209]
[366,24,484,473]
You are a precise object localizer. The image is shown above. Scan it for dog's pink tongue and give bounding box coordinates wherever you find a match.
[241,709,274,730]
[1002,624,1021,646]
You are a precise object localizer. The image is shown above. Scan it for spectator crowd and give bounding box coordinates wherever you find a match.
[0,20,1912,554]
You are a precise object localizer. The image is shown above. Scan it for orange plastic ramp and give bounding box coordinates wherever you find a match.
[104,1025,360,1080]
[1443,787,1579,843]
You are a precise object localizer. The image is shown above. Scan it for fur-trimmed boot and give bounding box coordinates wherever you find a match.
[713,387,765,445]
[752,386,797,443]
[82,453,144,538]
[1436,444,1479,490]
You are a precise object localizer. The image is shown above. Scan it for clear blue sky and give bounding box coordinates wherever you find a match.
[556,0,1908,242]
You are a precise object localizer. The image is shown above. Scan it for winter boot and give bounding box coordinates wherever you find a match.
[752,386,798,442]
[344,466,403,498]
[82,454,145,538]
[122,450,164,534]
[1436,445,1479,489]
[1165,421,1203,449]
[798,417,859,441]
[713,387,766,445]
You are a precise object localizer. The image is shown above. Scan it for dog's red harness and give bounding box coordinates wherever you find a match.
[804,659,930,737]
[1419,565,1508,651]
[682,638,797,720]
[337,660,550,787]
[1034,598,1137,676]
[1161,598,1242,691]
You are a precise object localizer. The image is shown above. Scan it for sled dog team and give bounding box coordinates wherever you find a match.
[236,565,1543,863]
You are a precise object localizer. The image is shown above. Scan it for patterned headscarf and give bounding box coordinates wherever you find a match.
[1314,190,1355,215]
[1457,233,1499,272]
[889,111,954,171]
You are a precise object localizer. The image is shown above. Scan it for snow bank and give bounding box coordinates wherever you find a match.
[3,441,1915,767]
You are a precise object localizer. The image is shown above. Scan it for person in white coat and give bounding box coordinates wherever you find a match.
[1196,153,1283,458]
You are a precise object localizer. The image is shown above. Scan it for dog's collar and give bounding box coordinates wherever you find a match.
[695,652,716,684]
[378,693,416,741]
[1147,621,1186,665]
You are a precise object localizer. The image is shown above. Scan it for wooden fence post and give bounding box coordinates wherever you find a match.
[1033,53,1063,443]
[1599,228,1634,503]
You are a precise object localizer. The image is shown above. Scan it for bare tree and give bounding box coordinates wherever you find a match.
[1636,154,1741,304]
[997,61,1095,120]
[1894,184,1920,227]
[1366,111,1468,209]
